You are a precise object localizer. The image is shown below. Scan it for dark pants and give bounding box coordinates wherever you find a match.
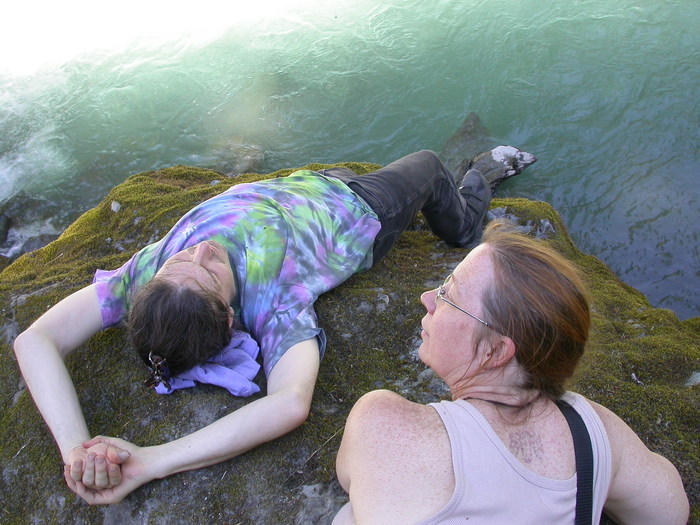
[320,150,478,265]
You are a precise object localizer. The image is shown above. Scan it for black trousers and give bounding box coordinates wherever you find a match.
[320,150,477,264]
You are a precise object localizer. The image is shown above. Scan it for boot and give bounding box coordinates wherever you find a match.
[469,146,537,191]
[458,169,492,247]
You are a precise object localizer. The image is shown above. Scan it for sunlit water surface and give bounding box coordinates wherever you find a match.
[1,0,698,318]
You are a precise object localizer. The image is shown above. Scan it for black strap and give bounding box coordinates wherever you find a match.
[556,399,594,525]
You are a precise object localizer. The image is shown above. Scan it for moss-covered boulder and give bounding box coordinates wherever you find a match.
[0,162,697,524]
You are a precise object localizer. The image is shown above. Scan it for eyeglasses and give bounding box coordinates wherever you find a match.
[436,274,497,331]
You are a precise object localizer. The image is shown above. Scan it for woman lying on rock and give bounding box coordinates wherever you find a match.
[333,221,689,525]
[13,148,535,504]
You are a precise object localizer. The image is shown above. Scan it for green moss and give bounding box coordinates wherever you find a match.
[1,164,697,523]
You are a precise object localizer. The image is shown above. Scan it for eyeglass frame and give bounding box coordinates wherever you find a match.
[436,274,498,331]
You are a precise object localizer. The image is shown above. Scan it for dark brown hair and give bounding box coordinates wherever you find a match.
[128,279,232,376]
[480,221,590,399]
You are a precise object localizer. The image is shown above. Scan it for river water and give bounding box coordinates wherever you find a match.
[1,0,698,318]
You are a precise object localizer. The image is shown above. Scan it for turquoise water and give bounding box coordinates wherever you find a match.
[1,0,698,318]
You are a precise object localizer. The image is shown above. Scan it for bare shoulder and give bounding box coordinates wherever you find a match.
[583,398,627,442]
[580,396,649,471]
[578,395,689,525]
[584,396,627,430]
[342,389,446,462]
[583,396,651,458]
[337,390,453,525]
[347,389,440,432]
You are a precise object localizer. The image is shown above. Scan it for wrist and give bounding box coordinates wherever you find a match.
[145,444,176,480]
[63,443,85,464]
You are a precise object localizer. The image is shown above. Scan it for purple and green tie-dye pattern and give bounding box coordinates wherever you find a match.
[94,171,380,375]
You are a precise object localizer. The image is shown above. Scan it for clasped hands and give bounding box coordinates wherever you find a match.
[64,436,146,505]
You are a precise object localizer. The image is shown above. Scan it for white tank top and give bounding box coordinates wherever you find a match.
[416,392,612,525]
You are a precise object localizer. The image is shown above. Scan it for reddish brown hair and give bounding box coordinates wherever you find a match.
[480,221,590,399]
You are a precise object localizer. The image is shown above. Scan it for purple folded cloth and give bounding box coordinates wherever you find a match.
[155,330,261,397]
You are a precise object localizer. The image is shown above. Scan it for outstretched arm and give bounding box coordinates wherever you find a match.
[13,284,128,488]
[66,337,321,504]
[591,401,689,525]
[14,284,105,463]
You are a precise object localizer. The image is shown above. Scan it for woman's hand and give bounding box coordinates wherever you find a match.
[66,438,131,490]
[64,437,154,505]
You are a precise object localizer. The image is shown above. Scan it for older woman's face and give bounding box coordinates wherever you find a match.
[418,244,495,384]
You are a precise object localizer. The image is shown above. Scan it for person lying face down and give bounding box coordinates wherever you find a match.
[13,148,535,504]
[333,220,690,525]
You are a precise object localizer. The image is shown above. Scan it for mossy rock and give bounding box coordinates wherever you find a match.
[0,164,697,524]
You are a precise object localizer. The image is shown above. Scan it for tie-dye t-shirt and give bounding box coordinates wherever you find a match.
[93,171,381,376]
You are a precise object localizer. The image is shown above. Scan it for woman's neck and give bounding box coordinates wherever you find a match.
[449,360,540,408]
[455,386,541,408]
